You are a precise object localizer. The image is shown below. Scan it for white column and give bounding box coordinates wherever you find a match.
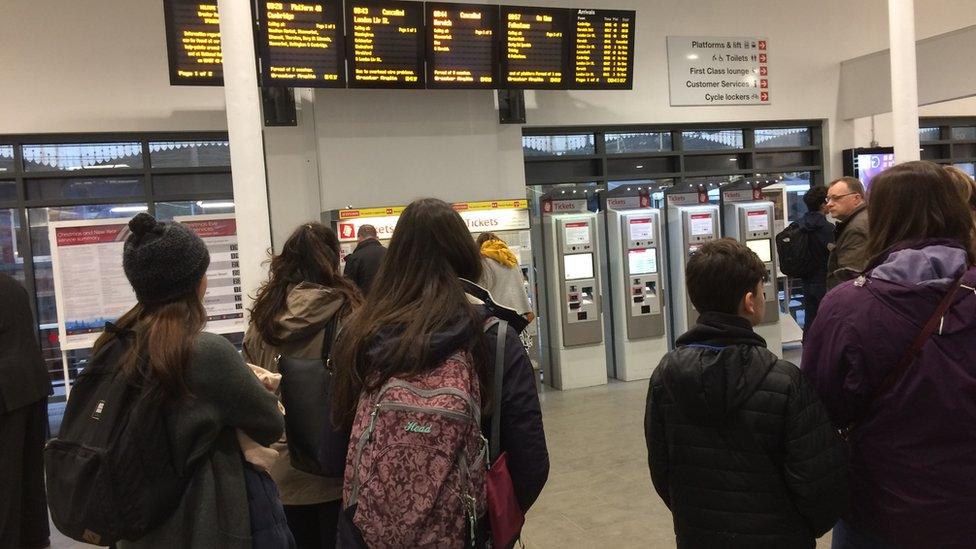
[888,0,921,162]
[217,0,271,310]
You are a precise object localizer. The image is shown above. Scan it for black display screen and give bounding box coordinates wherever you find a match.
[258,1,346,87]
[571,9,635,89]
[345,0,425,88]
[500,6,570,89]
[163,0,224,86]
[425,3,500,89]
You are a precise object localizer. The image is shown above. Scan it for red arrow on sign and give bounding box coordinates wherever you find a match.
[759,53,767,63]
[760,66,768,76]
[760,91,769,102]
[760,79,768,89]
[758,40,767,50]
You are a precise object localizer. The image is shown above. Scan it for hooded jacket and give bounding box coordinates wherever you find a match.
[479,240,533,318]
[797,211,834,282]
[645,312,847,549]
[801,240,976,547]
[243,282,347,505]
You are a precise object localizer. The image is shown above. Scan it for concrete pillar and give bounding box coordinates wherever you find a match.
[888,0,921,162]
[217,0,272,310]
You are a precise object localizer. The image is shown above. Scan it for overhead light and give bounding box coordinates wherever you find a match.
[561,190,566,194]
[635,164,644,169]
[728,157,737,161]
[196,201,235,209]
[572,190,577,194]
[110,205,148,213]
[626,187,632,191]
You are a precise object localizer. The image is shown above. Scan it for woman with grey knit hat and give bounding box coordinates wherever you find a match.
[100,213,287,549]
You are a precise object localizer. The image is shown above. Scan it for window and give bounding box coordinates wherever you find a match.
[153,173,233,197]
[918,127,941,142]
[0,180,16,203]
[26,176,145,201]
[0,145,14,173]
[0,207,24,283]
[681,129,744,150]
[605,132,672,153]
[155,200,236,221]
[22,142,143,172]
[951,127,976,141]
[755,127,812,148]
[149,140,231,168]
[522,134,595,157]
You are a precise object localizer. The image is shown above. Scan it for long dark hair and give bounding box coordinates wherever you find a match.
[249,223,363,347]
[865,160,976,266]
[332,198,486,427]
[93,292,207,401]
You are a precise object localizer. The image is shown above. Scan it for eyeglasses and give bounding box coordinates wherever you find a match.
[826,192,858,203]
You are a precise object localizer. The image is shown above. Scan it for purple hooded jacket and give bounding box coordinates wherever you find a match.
[801,240,976,547]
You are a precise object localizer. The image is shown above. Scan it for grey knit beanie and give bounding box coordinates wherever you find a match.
[122,213,210,305]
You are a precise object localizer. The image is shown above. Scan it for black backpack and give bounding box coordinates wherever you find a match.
[44,327,190,546]
[775,221,819,278]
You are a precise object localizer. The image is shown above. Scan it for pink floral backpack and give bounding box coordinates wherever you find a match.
[342,351,487,548]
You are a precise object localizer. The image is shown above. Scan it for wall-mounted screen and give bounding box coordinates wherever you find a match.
[689,213,713,237]
[346,0,425,88]
[628,248,656,275]
[258,1,346,87]
[746,210,769,233]
[564,253,594,280]
[855,152,895,191]
[426,3,499,88]
[500,5,570,89]
[572,9,634,89]
[164,0,224,85]
[747,239,773,263]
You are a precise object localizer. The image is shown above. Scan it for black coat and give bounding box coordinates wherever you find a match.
[645,312,847,549]
[0,274,51,413]
[343,239,386,295]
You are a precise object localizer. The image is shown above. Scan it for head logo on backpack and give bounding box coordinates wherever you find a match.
[44,326,190,545]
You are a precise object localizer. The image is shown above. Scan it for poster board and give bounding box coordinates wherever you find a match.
[175,214,246,335]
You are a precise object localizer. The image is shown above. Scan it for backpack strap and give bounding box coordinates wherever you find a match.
[322,302,346,372]
[483,318,508,462]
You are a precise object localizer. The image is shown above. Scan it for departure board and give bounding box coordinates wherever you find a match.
[258,1,346,87]
[345,0,425,88]
[163,0,224,86]
[425,3,499,89]
[500,6,570,89]
[572,9,634,89]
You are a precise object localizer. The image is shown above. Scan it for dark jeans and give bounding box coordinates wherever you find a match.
[0,399,50,549]
[285,500,341,549]
[802,279,828,334]
[832,519,898,549]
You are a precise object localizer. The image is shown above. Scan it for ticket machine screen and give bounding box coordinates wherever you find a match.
[746,210,770,232]
[564,253,594,280]
[689,213,713,236]
[747,239,773,262]
[628,249,657,275]
[629,219,652,241]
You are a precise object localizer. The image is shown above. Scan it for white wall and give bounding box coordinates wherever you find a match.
[2,0,976,228]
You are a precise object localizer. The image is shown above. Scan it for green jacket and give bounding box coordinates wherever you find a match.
[826,204,869,290]
[119,332,284,549]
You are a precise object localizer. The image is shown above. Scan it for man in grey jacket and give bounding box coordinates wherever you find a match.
[825,177,870,289]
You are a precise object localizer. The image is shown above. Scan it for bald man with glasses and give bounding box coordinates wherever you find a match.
[825,177,869,289]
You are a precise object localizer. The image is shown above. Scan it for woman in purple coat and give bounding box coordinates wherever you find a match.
[802,160,976,549]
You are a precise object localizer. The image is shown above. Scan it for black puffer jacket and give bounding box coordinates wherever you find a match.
[645,312,847,549]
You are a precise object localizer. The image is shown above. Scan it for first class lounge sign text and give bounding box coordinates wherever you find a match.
[666,36,770,106]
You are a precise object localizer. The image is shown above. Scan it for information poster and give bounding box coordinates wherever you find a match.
[747,210,769,232]
[667,36,769,106]
[176,215,246,334]
[426,3,499,88]
[629,218,652,241]
[258,0,346,87]
[689,213,713,236]
[346,0,424,88]
[572,9,634,89]
[164,0,224,85]
[49,220,137,350]
[564,221,590,245]
[501,5,569,89]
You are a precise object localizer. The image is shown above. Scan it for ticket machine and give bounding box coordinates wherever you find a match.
[667,203,721,337]
[723,200,782,356]
[544,212,608,389]
[607,208,668,380]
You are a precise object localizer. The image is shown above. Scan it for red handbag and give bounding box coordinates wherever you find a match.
[485,319,525,548]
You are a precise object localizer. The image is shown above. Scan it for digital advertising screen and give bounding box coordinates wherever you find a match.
[571,9,635,89]
[747,239,773,263]
[500,5,570,89]
[426,3,499,89]
[258,1,346,87]
[564,253,594,280]
[164,0,224,85]
[346,0,425,88]
[628,248,656,275]
[855,152,895,191]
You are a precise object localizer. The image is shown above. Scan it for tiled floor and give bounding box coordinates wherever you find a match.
[51,348,832,548]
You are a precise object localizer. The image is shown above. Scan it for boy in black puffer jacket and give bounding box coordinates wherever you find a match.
[645,239,846,549]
